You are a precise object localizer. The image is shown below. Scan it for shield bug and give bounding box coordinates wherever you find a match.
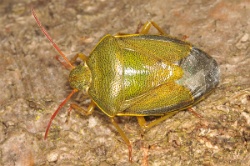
[32,9,219,162]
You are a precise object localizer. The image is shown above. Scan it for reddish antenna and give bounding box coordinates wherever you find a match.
[31,8,78,139]
[31,8,75,70]
[44,89,78,139]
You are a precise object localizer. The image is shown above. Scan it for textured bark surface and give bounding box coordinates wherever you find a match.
[0,0,250,165]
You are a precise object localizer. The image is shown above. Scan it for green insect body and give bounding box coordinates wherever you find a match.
[32,9,219,162]
[69,34,218,117]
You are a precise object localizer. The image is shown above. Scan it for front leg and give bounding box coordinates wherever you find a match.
[69,100,95,116]
[70,53,88,64]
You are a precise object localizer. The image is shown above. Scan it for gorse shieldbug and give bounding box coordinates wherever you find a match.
[32,9,219,162]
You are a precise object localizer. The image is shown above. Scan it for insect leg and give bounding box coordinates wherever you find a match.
[69,100,95,116]
[136,110,179,130]
[58,53,88,70]
[70,53,88,64]
[110,118,132,162]
[187,108,203,119]
[139,21,165,35]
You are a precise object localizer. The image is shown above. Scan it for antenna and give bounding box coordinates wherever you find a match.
[31,8,78,139]
[31,8,75,70]
[44,89,78,139]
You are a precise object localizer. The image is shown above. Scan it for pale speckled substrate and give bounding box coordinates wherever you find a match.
[0,0,250,165]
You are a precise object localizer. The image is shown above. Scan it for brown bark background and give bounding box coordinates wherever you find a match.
[0,0,250,165]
